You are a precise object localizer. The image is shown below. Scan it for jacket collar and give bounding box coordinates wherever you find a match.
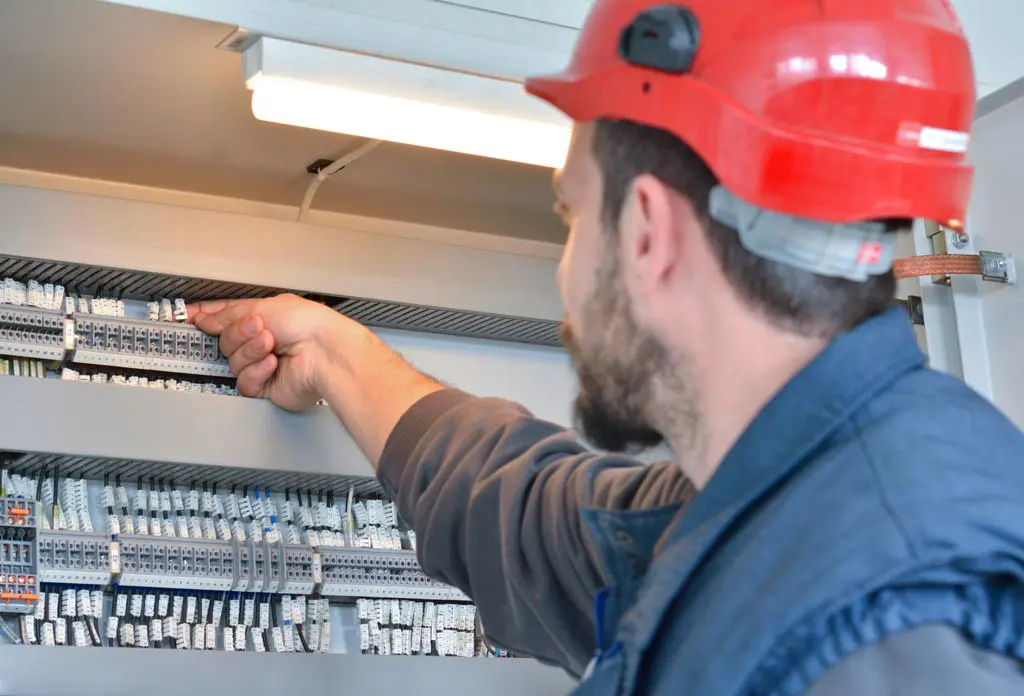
[616,307,928,686]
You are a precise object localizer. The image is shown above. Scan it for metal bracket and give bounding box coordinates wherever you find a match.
[925,221,952,285]
[979,250,1016,284]
[892,296,925,326]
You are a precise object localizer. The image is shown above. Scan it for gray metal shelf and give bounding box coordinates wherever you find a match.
[0,377,379,493]
[0,647,575,696]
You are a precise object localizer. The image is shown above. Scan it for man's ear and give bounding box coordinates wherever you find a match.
[620,173,683,299]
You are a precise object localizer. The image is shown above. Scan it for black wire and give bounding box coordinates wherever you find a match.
[296,623,311,652]
[108,589,119,648]
[159,480,169,522]
[261,596,271,651]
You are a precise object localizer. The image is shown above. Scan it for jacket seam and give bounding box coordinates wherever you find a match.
[852,416,920,562]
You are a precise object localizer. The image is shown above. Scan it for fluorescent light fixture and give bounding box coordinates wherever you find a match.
[243,38,572,168]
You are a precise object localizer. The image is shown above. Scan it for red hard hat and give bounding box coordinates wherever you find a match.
[526,0,975,225]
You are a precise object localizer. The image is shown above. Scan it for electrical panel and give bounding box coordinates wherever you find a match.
[0,264,522,662]
[0,470,492,656]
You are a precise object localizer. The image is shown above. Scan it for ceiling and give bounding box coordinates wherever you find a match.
[0,0,567,243]
[1,0,1019,250]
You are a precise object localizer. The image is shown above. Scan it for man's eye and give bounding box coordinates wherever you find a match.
[553,202,571,225]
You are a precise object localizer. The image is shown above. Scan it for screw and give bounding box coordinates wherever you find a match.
[950,230,970,249]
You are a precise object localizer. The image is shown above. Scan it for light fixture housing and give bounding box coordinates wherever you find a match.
[242,37,572,168]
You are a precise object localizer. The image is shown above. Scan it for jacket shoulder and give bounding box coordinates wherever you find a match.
[841,367,1024,553]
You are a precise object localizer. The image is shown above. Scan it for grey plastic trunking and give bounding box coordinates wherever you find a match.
[0,377,375,480]
[0,647,578,696]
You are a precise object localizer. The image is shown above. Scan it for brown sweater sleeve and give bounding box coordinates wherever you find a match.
[377,388,696,677]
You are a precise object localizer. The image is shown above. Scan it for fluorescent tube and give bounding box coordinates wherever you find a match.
[244,38,571,168]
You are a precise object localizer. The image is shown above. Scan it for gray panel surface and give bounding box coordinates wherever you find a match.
[0,647,576,696]
[0,184,562,322]
[0,377,373,479]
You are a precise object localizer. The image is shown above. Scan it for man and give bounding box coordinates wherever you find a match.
[192,0,1024,693]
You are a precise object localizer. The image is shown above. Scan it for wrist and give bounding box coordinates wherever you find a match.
[311,310,374,397]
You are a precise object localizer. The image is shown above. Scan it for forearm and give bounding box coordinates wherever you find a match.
[315,322,445,467]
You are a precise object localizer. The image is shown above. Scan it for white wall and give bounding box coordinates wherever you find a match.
[380,329,678,464]
[379,328,576,427]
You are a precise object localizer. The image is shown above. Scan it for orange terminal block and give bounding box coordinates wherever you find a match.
[1,591,39,603]
[8,508,30,517]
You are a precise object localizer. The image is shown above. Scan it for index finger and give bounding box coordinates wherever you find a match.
[186,299,238,322]
[188,298,260,335]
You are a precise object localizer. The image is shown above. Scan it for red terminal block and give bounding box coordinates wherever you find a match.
[17,576,25,585]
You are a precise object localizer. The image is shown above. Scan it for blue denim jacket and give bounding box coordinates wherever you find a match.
[576,308,1024,695]
[379,307,1024,695]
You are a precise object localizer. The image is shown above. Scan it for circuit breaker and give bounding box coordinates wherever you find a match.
[0,497,39,614]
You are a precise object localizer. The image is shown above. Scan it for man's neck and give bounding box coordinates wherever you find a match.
[669,318,828,490]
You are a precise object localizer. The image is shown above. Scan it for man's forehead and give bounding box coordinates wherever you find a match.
[553,122,596,197]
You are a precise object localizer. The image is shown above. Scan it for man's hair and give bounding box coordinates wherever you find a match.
[592,119,907,339]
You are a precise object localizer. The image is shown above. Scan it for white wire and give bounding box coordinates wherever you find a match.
[297,139,382,223]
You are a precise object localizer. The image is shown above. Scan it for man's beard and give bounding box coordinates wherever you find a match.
[562,251,695,454]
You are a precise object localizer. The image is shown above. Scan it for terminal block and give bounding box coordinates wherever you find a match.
[233,540,252,592]
[0,306,66,361]
[265,538,282,593]
[71,313,232,378]
[37,529,112,586]
[118,535,235,592]
[319,548,467,602]
[280,543,316,595]
[241,538,268,593]
[0,497,39,614]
